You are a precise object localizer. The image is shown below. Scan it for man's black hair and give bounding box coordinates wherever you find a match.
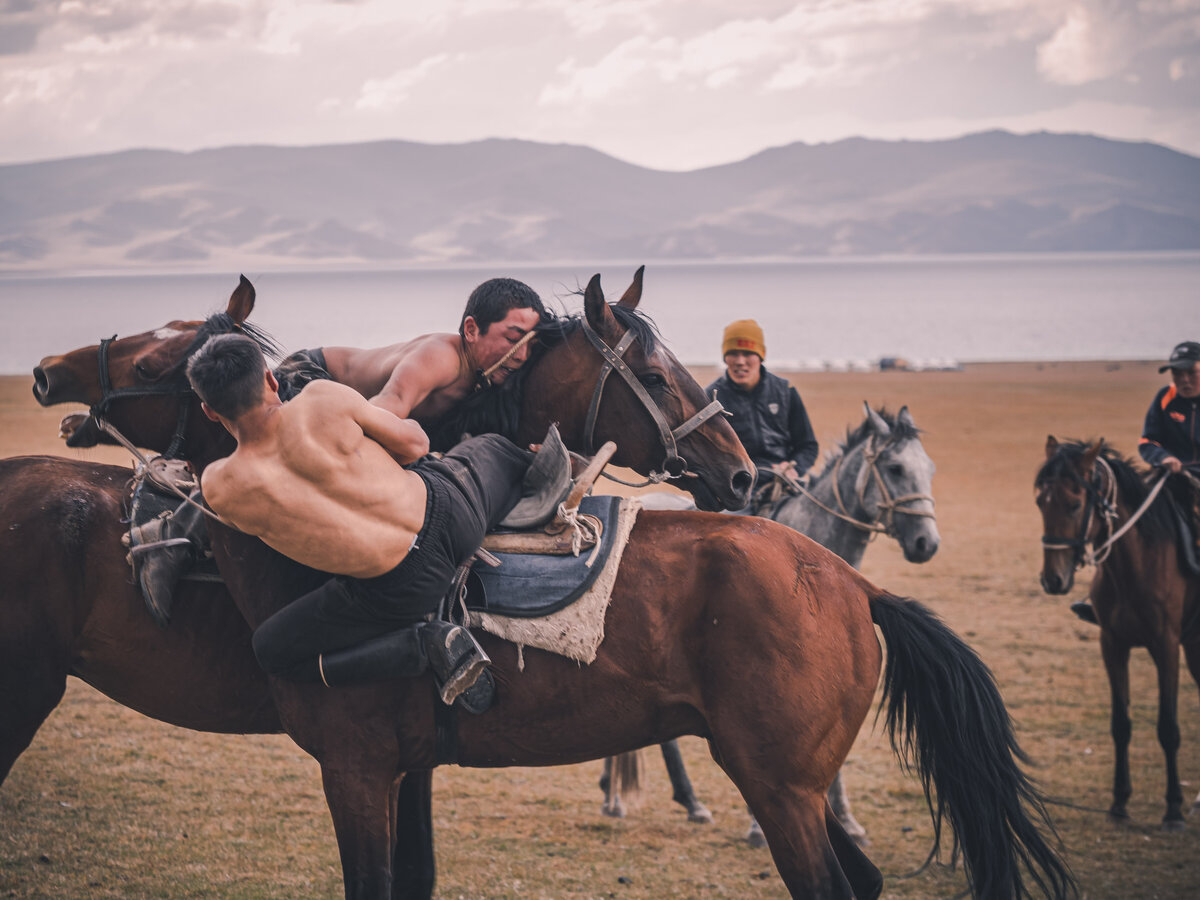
[186,333,268,420]
[459,278,550,336]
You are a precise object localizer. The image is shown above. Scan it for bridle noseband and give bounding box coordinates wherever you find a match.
[785,434,935,536]
[93,335,196,459]
[579,317,725,483]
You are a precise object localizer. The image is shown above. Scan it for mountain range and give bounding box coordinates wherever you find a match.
[2,130,1199,273]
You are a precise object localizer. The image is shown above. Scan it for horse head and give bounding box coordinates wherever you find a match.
[518,267,754,512]
[32,276,264,467]
[1036,436,1106,594]
[854,404,939,562]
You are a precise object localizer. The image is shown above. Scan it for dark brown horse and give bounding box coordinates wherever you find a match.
[1037,437,1200,829]
[17,278,1074,899]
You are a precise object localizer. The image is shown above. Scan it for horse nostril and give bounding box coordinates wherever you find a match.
[32,367,49,402]
[732,470,753,495]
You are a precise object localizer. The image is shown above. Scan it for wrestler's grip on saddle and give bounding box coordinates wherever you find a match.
[124,423,615,714]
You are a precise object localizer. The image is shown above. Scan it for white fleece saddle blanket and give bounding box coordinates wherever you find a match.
[463,496,641,669]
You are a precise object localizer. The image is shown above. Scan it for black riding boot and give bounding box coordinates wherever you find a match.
[317,622,495,714]
[130,494,208,628]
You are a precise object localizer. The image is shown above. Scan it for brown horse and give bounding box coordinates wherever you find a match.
[14,269,749,899]
[19,278,1074,899]
[1037,437,1200,829]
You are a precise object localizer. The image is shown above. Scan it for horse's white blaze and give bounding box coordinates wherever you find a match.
[154,327,185,340]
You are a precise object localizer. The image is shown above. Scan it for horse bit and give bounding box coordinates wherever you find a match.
[578,317,725,485]
[1041,457,1167,569]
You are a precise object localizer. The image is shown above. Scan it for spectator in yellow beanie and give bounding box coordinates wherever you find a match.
[706,319,818,515]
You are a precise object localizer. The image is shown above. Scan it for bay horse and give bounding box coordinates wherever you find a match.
[614,403,940,847]
[1036,437,1200,829]
[19,277,1075,899]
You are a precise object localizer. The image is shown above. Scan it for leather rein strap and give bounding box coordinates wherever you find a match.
[579,318,724,481]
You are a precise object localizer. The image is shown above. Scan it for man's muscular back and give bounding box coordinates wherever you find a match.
[202,380,428,579]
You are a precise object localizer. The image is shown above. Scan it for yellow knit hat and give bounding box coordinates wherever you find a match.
[722,319,765,360]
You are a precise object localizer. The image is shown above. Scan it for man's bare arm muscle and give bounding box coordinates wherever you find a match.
[369,338,464,419]
[355,401,430,464]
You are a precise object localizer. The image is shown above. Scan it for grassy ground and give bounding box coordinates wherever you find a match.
[2,361,1198,899]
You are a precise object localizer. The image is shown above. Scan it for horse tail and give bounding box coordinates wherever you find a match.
[612,750,642,806]
[869,590,1076,900]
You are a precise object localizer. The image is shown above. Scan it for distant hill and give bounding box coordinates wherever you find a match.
[2,130,1199,272]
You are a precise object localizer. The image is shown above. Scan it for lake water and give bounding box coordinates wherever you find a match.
[1,253,1196,374]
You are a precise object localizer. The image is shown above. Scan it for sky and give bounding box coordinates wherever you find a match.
[2,0,1199,171]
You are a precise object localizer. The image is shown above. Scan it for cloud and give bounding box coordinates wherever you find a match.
[355,54,451,110]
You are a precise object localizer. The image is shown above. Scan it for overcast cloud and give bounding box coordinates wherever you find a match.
[2,0,1198,169]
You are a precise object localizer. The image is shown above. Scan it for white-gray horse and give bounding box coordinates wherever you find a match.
[601,403,939,847]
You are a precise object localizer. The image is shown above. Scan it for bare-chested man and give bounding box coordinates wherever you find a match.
[139,277,553,624]
[275,276,551,421]
[187,333,534,709]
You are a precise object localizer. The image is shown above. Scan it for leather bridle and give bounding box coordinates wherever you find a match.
[92,335,196,459]
[579,317,725,482]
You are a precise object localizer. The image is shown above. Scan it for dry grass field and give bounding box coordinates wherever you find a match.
[2,360,1198,899]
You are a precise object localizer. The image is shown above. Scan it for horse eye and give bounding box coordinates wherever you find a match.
[639,372,666,389]
[134,362,152,380]
[1067,501,1082,515]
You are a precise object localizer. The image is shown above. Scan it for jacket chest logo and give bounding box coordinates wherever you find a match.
[768,402,780,415]
[1170,411,1186,423]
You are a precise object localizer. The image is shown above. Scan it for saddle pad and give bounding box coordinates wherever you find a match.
[467,497,641,667]
[465,495,622,617]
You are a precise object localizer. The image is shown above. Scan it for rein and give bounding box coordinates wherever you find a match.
[578,317,725,485]
[783,437,935,536]
[1041,459,1168,568]
[88,333,233,526]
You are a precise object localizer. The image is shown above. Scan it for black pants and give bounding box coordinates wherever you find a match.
[252,434,530,682]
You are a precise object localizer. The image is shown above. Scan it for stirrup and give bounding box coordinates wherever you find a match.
[423,622,491,706]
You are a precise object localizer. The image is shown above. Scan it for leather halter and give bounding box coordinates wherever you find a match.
[579,317,725,480]
[92,335,196,460]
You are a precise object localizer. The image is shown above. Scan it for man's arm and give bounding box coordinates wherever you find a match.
[785,387,819,476]
[369,339,461,419]
[1138,389,1180,472]
[355,402,431,465]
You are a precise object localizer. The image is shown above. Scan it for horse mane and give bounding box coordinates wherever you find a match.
[161,312,284,381]
[423,305,662,451]
[1036,440,1176,544]
[813,407,920,480]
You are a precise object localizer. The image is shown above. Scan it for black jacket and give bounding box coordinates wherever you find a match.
[706,367,818,488]
[1140,384,1200,470]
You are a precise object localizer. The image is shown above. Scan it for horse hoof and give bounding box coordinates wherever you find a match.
[601,801,626,819]
[1106,811,1130,827]
[746,825,768,849]
[687,804,714,825]
[1162,817,1186,832]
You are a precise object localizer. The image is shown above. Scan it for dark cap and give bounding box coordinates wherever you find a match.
[1159,341,1200,373]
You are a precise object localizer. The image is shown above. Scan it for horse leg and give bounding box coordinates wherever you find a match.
[827,769,868,846]
[1148,640,1185,829]
[599,755,626,819]
[392,770,435,900]
[321,761,403,900]
[1184,636,1200,814]
[0,619,68,785]
[1101,633,1133,823]
[660,740,713,824]
[732,778,858,899]
[825,803,882,900]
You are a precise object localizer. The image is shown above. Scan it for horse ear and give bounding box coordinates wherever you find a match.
[584,273,617,335]
[227,275,256,325]
[864,403,891,439]
[897,405,915,430]
[1045,435,1059,459]
[1080,439,1103,474]
[615,266,644,309]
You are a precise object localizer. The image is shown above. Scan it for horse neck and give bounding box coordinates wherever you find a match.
[777,444,873,568]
